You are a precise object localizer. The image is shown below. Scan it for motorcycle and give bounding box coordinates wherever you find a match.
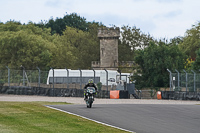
[85,87,96,108]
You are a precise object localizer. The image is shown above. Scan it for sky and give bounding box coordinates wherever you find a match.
[0,0,200,39]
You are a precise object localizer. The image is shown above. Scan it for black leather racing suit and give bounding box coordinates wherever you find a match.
[84,83,97,99]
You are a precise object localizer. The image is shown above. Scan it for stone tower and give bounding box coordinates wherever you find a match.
[92,27,120,70]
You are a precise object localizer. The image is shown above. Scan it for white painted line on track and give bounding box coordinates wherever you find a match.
[46,106,135,133]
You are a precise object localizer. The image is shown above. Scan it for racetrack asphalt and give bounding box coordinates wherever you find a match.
[1,95,200,133]
[49,104,200,133]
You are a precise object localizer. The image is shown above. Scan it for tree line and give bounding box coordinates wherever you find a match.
[0,13,199,89]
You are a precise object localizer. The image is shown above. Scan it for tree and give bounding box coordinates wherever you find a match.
[0,21,22,32]
[179,22,200,60]
[169,36,183,45]
[49,33,77,69]
[0,22,54,70]
[191,48,200,70]
[44,13,92,35]
[119,25,154,61]
[63,13,89,31]
[132,41,186,89]
[118,40,134,61]
[120,25,154,50]
[61,27,99,69]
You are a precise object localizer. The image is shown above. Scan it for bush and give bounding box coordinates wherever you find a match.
[0,80,4,91]
[97,82,102,91]
[0,79,4,87]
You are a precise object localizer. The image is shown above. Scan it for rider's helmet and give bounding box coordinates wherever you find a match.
[88,79,94,83]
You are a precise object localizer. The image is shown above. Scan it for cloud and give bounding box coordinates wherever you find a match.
[164,10,182,18]
[1,0,200,39]
[156,0,182,3]
[154,10,182,19]
[45,0,62,8]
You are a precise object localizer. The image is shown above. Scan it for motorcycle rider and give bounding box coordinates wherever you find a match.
[84,79,97,100]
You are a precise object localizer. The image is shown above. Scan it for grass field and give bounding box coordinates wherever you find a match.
[0,102,128,133]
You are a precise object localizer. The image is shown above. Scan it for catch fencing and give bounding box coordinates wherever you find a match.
[0,68,121,98]
[165,69,200,100]
[167,69,200,92]
[0,69,50,88]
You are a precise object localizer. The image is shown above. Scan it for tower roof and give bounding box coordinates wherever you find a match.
[98,27,120,38]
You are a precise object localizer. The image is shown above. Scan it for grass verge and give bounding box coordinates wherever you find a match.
[0,101,128,133]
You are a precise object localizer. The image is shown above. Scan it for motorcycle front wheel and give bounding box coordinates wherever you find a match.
[86,98,93,108]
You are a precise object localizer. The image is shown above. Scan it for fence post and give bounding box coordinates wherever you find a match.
[104,68,108,97]
[50,67,54,96]
[175,69,180,91]
[6,66,10,87]
[92,68,95,83]
[20,65,25,86]
[79,69,82,89]
[66,68,69,89]
[183,69,187,92]
[36,67,40,88]
[191,70,196,92]
[117,69,121,80]
[167,69,172,91]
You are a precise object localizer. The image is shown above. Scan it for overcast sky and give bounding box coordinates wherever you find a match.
[1,0,200,39]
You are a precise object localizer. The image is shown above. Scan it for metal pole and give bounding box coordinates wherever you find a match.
[125,75,127,90]
[191,70,196,92]
[20,65,25,86]
[23,69,25,86]
[6,66,10,87]
[79,69,82,89]
[183,69,187,92]
[52,68,54,89]
[50,68,54,96]
[66,68,69,89]
[118,69,121,80]
[92,68,95,83]
[104,68,108,97]
[175,69,180,91]
[36,67,40,88]
[167,69,172,91]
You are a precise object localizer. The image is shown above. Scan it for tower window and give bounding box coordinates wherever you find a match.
[101,48,104,56]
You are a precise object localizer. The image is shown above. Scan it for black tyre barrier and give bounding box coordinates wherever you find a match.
[119,90,130,99]
[0,86,107,98]
[161,91,200,101]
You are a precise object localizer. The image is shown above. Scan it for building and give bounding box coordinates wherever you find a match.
[47,69,130,86]
[91,27,120,70]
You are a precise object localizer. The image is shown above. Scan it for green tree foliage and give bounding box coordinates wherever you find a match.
[118,40,134,61]
[49,35,76,69]
[0,22,54,70]
[43,13,104,35]
[0,17,103,70]
[179,22,200,60]
[119,25,154,61]
[191,48,200,70]
[63,13,88,31]
[0,21,22,32]
[62,27,99,69]
[169,36,183,45]
[132,41,186,89]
